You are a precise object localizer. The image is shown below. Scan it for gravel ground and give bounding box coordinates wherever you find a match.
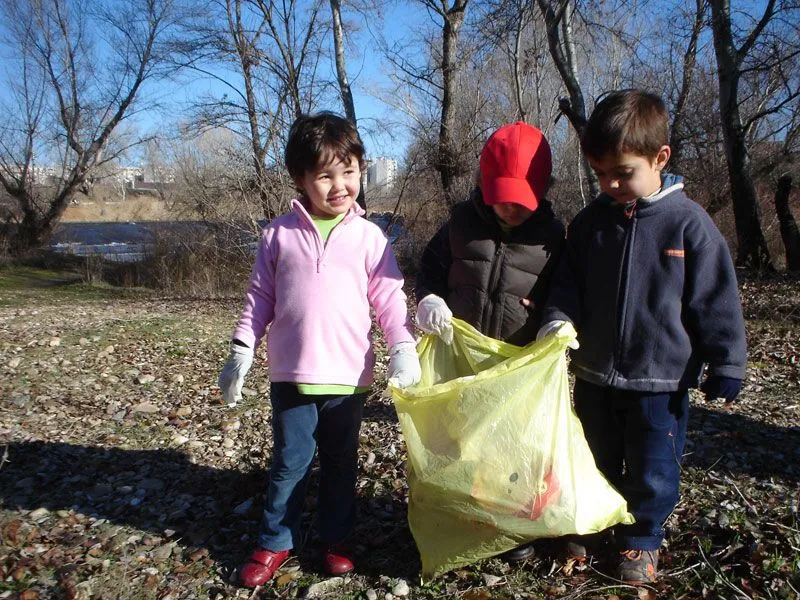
[1,270,799,599]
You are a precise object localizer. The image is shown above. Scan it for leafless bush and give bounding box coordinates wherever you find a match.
[135,227,254,296]
[84,226,253,296]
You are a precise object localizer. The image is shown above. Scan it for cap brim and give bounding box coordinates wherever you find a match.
[481,177,539,211]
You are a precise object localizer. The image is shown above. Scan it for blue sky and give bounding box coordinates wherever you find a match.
[0,1,432,167]
[143,2,432,163]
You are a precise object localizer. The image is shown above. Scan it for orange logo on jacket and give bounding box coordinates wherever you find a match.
[664,249,685,258]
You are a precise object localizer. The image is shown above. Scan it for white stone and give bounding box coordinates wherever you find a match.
[392,579,409,597]
[305,577,344,598]
[28,507,50,520]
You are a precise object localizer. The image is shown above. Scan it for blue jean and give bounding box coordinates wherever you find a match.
[573,379,689,551]
[258,382,366,551]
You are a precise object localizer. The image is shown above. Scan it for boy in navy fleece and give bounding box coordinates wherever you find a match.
[539,90,746,584]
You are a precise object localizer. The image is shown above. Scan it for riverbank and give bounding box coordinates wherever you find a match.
[61,193,178,223]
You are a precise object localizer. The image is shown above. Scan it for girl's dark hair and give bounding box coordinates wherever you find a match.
[285,112,365,179]
[581,90,669,160]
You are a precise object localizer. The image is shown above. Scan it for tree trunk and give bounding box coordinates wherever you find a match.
[9,185,77,255]
[437,0,467,206]
[242,59,276,221]
[328,0,365,210]
[330,0,357,125]
[722,125,772,268]
[512,12,527,122]
[537,0,598,197]
[775,174,800,272]
[709,0,774,270]
[669,0,704,172]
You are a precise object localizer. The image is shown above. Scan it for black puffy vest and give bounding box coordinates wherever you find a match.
[446,193,564,345]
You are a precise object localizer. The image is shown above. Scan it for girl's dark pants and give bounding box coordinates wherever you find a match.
[573,379,689,551]
[257,382,366,551]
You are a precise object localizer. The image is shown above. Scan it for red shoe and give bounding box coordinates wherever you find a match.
[238,548,290,588]
[322,543,355,575]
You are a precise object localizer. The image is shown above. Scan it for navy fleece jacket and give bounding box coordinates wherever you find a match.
[542,175,747,392]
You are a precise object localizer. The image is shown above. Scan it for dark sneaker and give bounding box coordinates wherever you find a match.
[501,542,535,563]
[564,536,588,562]
[617,549,659,584]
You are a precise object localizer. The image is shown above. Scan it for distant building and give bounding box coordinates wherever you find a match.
[366,157,397,191]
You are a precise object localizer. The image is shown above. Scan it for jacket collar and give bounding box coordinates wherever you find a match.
[595,173,685,211]
[291,196,365,226]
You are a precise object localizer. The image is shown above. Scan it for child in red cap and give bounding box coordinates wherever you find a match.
[415,122,566,561]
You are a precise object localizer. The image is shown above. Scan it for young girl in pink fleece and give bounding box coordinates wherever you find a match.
[218,112,421,588]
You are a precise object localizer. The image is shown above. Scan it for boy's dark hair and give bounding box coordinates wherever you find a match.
[581,90,669,160]
[285,112,365,179]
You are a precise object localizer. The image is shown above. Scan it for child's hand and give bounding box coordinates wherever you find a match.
[218,341,255,406]
[520,297,534,312]
[536,320,579,350]
[701,375,742,403]
[416,294,453,344]
[387,341,422,388]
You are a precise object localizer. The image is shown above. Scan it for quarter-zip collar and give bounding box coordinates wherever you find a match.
[290,196,364,272]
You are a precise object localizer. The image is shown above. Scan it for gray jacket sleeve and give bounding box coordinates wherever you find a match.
[416,222,451,302]
[683,219,747,379]
[541,219,584,327]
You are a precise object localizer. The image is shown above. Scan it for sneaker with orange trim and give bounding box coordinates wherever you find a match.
[617,549,658,584]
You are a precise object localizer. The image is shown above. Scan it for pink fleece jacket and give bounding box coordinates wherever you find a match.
[232,199,414,387]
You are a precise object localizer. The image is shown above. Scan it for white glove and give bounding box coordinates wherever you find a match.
[387,341,422,388]
[416,294,453,345]
[218,342,254,406]
[536,320,580,350]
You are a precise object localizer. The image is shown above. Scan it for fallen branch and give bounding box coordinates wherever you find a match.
[727,476,759,516]
[765,521,800,534]
[696,538,752,599]
[666,561,704,577]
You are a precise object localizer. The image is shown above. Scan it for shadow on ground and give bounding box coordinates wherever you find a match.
[1,404,795,585]
[685,404,800,482]
[0,440,420,582]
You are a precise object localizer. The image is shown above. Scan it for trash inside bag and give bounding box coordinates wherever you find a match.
[390,319,634,579]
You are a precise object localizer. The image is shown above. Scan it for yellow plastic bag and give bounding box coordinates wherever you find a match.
[390,319,634,579]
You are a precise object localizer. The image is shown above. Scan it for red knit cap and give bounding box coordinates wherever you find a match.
[479,122,552,211]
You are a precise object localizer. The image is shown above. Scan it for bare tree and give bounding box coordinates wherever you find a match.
[708,0,800,268]
[0,0,188,254]
[177,0,327,221]
[410,0,470,205]
[474,0,556,125]
[330,0,357,124]
[535,0,598,197]
[775,174,800,271]
[667,0,706,172]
